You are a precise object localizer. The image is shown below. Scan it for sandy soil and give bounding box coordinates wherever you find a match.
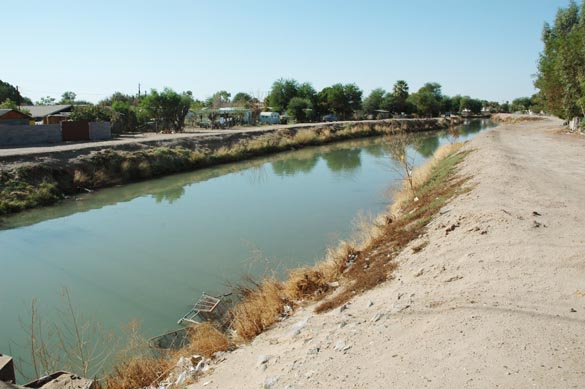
[187,117,585,388]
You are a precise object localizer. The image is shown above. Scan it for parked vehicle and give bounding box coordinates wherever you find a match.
[322,114,338,122]
[259,112,280,124]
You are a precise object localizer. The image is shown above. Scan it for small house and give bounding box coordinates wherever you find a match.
[259,111,280,125]
[20,104,73,124]
[0,109,31,125]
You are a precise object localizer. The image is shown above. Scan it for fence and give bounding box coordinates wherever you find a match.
[0,124,61,146]
[0,121,111,147]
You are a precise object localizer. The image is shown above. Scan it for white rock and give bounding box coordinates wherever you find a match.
[264,376,278,388]
[334,340,351,351]
[371,312,383,322]
[257,354,270,367]
[289,317,309,337]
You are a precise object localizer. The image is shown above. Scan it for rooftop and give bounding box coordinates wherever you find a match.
[20,104,72,119]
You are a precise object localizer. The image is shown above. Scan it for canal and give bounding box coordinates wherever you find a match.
[0,120,493,379]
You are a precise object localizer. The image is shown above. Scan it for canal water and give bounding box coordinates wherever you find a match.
[0,120,493,379]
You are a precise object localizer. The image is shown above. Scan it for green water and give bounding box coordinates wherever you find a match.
[0,120,493,380]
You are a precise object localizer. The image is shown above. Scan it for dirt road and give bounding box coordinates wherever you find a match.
[0,120,381,159]
[189,117,585,388]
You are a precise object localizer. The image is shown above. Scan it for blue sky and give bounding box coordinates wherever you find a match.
[2,0,571,104]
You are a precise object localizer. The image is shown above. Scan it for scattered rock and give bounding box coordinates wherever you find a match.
[370,312,383,322]
[532,211,542,216]
[414,268,424,277]
[334,340,351,351]
[339,304,349,313]
[570,308,577,313]
[257,355,270,367]
[445,275,463,283]
[445,223,460,235]
[289,317,310,337]
[327,281,340,288]
[367,300,374,308]
[264,376,279,388]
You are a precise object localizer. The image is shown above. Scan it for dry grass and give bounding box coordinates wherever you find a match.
[491,113,546,124]
[315,142,470,312]
[178,323,231,358]
[103,355,172,389]
[102,322,231,389]
[293,129,319,144]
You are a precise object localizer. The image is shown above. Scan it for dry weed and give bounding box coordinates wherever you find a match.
[230,279,290,341]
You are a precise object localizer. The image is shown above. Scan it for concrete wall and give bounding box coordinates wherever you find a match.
[0,118,30,126]
[89,121,112,140]
[0,124,61,146]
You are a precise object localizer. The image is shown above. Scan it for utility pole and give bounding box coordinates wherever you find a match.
[138,83,141,98]
[16,86,21,109]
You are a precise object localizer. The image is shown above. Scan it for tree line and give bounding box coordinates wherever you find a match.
[1,77,524,132]
[535,0,585,122]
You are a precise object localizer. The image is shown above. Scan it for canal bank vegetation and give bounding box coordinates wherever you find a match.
[0,118,456,218]
[101,137,472,388]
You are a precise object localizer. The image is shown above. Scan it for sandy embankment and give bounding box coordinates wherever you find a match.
[189,117,585,388]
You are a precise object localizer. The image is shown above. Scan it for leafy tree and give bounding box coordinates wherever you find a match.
[268,78,299,113]
[409,82,443,117]
[297,82,318,108]
[510,97,532,112]
[318,83,362,119]
[459,96,483,113]
[69,105,113,122]
[0,99,31,115]
[111,101,138,132]
[0,80,27,105]
[232,92,252,107]
[60,91,77,104]
[0,99,18,110]
[206,90,231,108]
[37,96,56,105]
[99,92,135,106]
[140,88,193,131]
[535,0,585,119]
[286,97,313,123]
[362,88,386,114]
[392,80,409,113]
[380,93,395,113]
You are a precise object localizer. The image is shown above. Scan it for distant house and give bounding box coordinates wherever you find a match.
[259,111,280,125]
[0,109,32,125]
[20,104,73,124]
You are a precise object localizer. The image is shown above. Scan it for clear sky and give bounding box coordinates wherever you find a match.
[2,0,570,104]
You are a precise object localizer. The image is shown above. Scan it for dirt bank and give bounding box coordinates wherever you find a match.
[188,116,585,388]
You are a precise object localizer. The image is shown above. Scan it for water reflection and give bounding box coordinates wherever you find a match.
[321,148,362,174]
[413,135,440,158]
[362,143,386,158]
[153,186,185,204]
[272,155,319,176]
